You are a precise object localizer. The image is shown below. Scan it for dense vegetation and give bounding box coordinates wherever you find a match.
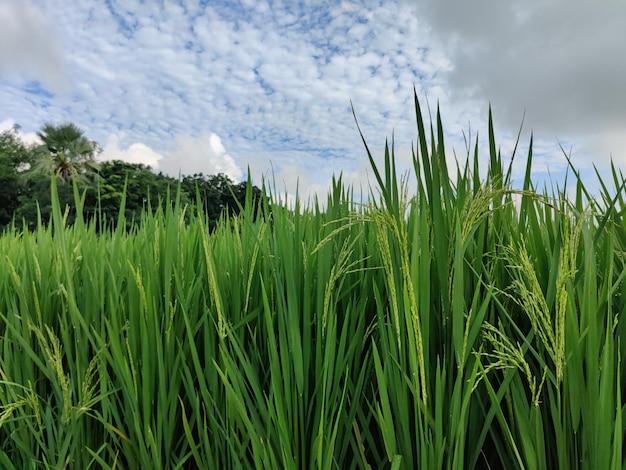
[0,124,261,231]
[1,94,625,469]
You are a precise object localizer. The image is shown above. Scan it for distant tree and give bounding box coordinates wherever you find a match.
[3,122,265,231]
[30,122,100,183]
[84,160,188,229]
[14,173,77,229]
[181,173,264,230]
[224,180,264,218]
[182,173,231,224]
[10,122,100,229]
[0,126,36,228]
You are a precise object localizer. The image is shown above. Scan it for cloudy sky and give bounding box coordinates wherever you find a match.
[2,0,625,201]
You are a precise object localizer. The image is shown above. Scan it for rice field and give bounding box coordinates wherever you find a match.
[1,92,625,469]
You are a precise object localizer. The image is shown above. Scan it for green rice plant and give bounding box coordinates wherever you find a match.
[207,179,379,469]
[1,91,625,469]
[478,155,626,468]
[355,89,626,469]
[0,181,115,468]
[353,90,512,469]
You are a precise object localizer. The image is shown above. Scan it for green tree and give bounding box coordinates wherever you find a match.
[14,173,77,229]
[31,122,100,183]
[84,160,188,230]
[0,125,36,228]
[181,173,263,230]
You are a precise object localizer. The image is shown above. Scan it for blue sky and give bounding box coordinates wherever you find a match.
[2,0,625,201]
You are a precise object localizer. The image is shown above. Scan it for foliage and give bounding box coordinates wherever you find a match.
[30,122,100,184]
[0,94,624,469]
[84,160,188,230]
[0,126,35,227]
[181,172,264,230]
[0,135,261,231]
[14,173,79,230]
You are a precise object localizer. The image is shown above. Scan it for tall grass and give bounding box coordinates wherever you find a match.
[1,90,624,468]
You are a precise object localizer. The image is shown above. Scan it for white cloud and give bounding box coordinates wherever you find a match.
[2,0,624,202]
[99,131,243,183]
[162,132,243,181]
[0,118,41,146]
[99,134,164,169]
[0,0,67,91]
[0,118,17,133]
[2,0,445,200]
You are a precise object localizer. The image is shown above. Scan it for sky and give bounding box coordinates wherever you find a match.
[2,0,626,202]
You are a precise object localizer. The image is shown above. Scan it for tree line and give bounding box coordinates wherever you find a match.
[0,123,263,231]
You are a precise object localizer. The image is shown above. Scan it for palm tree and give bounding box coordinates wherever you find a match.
[32,122,100,183]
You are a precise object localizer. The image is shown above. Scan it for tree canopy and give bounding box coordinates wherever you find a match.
[30,122,100,183]
[1,123,263,232]
[0,126,36,226]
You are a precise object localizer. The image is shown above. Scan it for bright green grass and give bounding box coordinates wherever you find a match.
[1,91,625,469]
